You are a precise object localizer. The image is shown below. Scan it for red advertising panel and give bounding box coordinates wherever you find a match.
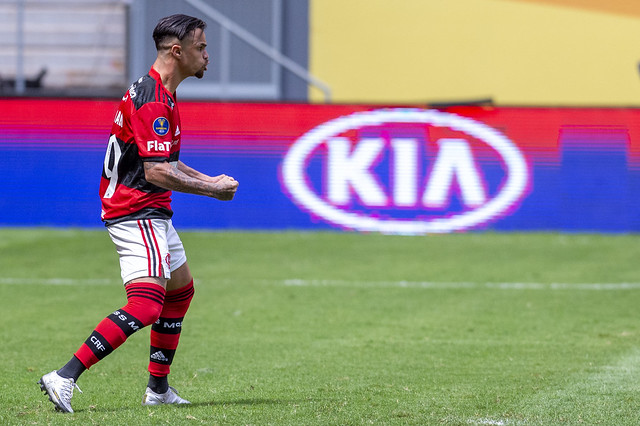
[1,99,639,232]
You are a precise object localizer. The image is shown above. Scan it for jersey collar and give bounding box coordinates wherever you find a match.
[149,67,177,102]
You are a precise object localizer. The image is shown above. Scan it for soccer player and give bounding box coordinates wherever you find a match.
[38,14,239,413]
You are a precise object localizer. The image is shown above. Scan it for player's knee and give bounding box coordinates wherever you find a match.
[134,300,163,327]
[145,301,164,326]
[123,282,166,327]
[124,296,164,327]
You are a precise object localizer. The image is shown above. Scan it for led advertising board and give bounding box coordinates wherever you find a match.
[1,99,639,232]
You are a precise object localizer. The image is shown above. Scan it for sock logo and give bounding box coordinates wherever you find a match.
[108,309,143,336]
[152,317,184,335]
[150,350,169,362]
[163,320,182,329]
[90,335,106,352]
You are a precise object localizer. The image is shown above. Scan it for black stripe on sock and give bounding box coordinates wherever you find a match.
[149,345,176,365]
[165,285,194,303]
[151,316,184,335]
[126,284,165,297]
[107,308,144,337]
[126,288,165,305]
[83,330,114,360]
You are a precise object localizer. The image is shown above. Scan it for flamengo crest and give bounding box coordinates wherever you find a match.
[280,108,530,234]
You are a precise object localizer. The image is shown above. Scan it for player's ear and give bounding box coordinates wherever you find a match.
[171,44,182,58]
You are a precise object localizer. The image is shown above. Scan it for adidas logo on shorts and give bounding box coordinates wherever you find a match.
[150,351,169,362]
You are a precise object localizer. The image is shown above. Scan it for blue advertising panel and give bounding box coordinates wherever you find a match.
[2,99,640,233]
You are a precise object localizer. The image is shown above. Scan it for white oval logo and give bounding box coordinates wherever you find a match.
[281,108,529,234]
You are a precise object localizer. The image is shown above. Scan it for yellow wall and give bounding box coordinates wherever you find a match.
[309,0,640,105]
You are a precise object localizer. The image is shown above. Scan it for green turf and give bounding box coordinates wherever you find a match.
[1,229,640,424]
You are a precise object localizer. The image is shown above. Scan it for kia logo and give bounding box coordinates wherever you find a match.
[281,109,530,234]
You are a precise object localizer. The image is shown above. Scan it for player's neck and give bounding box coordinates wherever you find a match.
[151,59,183,95]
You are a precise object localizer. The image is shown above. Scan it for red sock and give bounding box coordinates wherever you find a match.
[148,280,195,377]
[74,282,165,369]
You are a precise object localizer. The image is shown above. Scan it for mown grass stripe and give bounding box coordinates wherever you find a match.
[512,348,640,424]
[281,279,640,291]
[5,277,640,291]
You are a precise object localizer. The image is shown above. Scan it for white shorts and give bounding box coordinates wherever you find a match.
[107,219,187,284]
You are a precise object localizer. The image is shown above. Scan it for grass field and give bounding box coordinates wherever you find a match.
[2,228,640,425]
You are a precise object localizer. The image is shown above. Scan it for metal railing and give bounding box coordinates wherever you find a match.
[13,0,25,93]
[183,0,331,102]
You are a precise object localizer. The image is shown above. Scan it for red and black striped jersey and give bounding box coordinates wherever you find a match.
[100,67,182,225]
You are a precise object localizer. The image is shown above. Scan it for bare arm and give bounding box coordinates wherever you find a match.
[176,160,233,185]
[176,160,211,180]
[144,161,238,200]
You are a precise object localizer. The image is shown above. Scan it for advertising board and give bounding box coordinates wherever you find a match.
[1,99,639,232]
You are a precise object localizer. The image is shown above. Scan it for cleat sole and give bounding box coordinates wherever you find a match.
[38,377,68,413]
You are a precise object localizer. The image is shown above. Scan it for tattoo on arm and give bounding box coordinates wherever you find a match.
[176,160,206,179]
[144,161,237,200]
[144,161,213,196]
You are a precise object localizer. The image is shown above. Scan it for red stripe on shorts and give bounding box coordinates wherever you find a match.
[137,220,153,276]
[147,220,163,276]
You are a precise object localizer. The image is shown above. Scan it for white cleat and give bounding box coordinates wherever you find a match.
[142,386,191,406]
[38,371,82,413]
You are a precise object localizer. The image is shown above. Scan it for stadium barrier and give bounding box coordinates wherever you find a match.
[2,98,639,233]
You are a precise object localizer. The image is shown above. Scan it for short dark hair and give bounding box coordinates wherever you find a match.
[153,14,207,50]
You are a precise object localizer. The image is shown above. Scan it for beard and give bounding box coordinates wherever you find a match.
[194,63,207,79]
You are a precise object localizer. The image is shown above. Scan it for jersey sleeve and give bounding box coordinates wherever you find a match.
[131,102,174,161]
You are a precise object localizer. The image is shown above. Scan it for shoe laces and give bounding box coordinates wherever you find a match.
[60,378,83,399]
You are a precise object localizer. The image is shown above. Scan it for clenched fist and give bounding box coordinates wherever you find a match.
[210,174,238,200]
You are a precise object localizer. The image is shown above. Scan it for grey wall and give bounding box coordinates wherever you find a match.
[128,0,309,101]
